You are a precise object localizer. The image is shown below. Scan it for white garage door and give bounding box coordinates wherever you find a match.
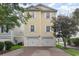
[41,37,55,46]
[25,37,40,46]
[24,37,56,46]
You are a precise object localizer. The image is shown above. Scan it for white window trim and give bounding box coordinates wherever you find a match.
[45,12,50,19]
[45,25,51,32]
[30,25,36,32]
[32,12,34,19]
[31,12,36,19]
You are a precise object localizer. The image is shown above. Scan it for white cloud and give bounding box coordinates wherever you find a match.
[57,5,79,16]
[47,3,56,7]
[19,3,38,8]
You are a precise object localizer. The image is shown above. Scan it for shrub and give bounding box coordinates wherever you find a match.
[17,42,23,46]
[56,44,63,49]
[0,42,4,51]
[72,38,79,46]
[67,39,71,45]
[4,41,13,50]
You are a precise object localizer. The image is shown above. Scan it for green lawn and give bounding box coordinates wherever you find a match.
[64,48,79,56]
[56,44,79,56]
[10,45,23,51]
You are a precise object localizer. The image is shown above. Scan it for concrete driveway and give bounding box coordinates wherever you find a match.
[18,47,70,56]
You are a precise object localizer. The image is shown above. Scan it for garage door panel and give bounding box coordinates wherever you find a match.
[42,39,54,46]
[26,38,40,46]
[41,37,54,46]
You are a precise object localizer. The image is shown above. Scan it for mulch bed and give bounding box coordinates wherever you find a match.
[0,50,10,55]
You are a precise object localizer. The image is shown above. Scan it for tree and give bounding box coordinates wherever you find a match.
[0,3,31,33]
[72,8,79,26]
[52,15,79,48]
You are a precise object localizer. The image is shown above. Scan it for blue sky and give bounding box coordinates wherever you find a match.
[20,3,79,16]
[49,3,79,16]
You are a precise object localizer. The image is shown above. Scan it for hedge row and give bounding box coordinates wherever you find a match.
[0,42,4,51]
[0,41,13,51]
[67,38,79,46]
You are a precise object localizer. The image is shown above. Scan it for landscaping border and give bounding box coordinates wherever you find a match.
[0,48,24,56]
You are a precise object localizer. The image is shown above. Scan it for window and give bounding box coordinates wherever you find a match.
[46,26,50,32]
[30,25,35,32]
[31,12,35,18]
[46,12,50,19]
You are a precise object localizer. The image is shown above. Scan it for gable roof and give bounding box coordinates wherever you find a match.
[26,5,40,11]
[26,4,57,12]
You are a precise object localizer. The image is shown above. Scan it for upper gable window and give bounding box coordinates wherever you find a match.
[46,12,50,19]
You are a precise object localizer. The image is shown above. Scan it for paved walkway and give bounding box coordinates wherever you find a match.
[18,47,70,56]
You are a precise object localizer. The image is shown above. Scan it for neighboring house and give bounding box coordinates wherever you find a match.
[23,4,57,46]
[0,25,24,44]
[0,27,13,42]
[0,4,57,47]
[0,31,12,42]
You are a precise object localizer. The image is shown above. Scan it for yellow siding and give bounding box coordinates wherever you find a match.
[24,10,56,37]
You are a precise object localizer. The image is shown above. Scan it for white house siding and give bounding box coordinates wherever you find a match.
[0,39,11,42]
[13,37,24,43]
[12,25,24,43]
[0,26,24,43]
[0,31,13,42]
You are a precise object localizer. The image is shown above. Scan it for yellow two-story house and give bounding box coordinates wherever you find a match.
[23,4,57,47]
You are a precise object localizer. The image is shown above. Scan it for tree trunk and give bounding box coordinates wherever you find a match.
[63,40,66,48]
[6,25,9,33]
[63,38,67,48]
[1,26,4,33]
[58,38,60,45]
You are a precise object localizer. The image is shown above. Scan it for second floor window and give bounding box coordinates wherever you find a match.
[31,12,35,18]
[30,25,35,32]
[46,26,50,32]
[46,12,50,19]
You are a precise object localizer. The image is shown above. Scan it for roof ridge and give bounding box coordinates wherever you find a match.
[35,4,57,12]
[26,4,57,12]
